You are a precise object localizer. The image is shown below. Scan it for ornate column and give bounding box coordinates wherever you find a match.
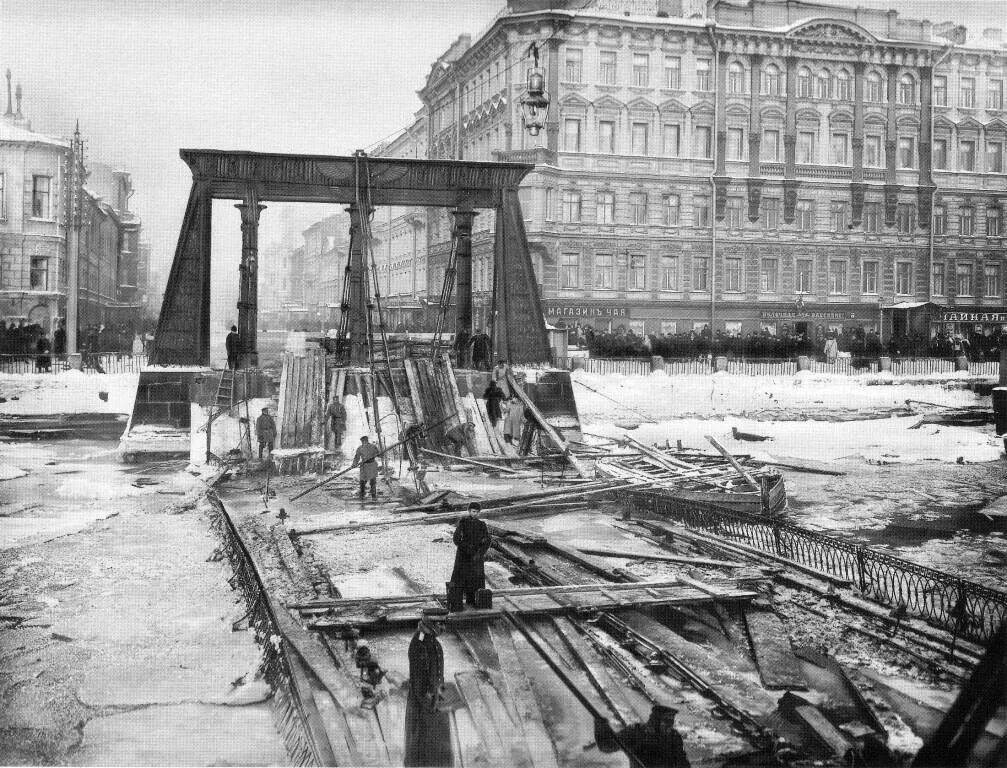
[235,191,266,368]
[850,61,866,226]
[747,54,764,222]
[884,63,900,228]
[453,207,476,365]
[783,55,799,223]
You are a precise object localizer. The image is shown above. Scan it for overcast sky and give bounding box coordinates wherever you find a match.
[0,0,998,292]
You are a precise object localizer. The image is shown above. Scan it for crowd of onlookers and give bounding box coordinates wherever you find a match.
[564,323,1005,363]
[0,320,151,372]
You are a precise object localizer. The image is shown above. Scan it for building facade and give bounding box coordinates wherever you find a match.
[413,0,1006,346]
[0,81,144,346]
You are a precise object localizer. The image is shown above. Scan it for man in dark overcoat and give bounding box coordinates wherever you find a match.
[470,327,491,371]
[225,325,240,370]
[256,407,277,458]
[482,380,506,427]
[450,503,492,608]
[404,607,452,767]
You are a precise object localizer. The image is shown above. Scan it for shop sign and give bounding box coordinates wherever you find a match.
[544,304,629,318]
[941,311,1007,323]
[758,309,864,321]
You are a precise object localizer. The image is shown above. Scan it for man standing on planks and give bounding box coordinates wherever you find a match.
[327,397,346,451]
[450,502,492,608]
[351,435,381,500]
[404,607,453,767]
[482,379,506,428]
[470,327,491,371]
[502,396,524,445]
[225,325,240,370]
[256,407,276,459]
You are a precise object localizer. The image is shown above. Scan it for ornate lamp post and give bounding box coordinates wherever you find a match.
[519,43,550,136]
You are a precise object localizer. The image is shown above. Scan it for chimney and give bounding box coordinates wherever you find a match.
[15,83,22,119]
[4,70,10,117]
[983,27,1003,44]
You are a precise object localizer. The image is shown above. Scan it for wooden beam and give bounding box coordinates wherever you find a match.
[506,371,588,478]
[705,435,759,489]
[419,447,519,474]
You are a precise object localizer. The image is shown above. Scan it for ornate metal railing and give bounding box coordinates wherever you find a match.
[629,491,1007,644]
[0,353,148,374]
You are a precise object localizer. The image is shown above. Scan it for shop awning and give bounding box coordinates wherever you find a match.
[883,301,946,311]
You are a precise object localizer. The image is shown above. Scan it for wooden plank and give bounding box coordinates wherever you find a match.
[485,621,560,768]
[455,671,509,765]
[794,704,855,757]
[291,355,306,447]
[743,608,808,690]
[468,392,499,456]
[311,687,361,767]
[506,372,588,478]
[276,352,290,449]
[419,448,519,474]
[576,547,745,569]
[705,435,759,489]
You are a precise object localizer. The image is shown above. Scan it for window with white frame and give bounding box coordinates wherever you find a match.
[862,260,879,294]
[899,73,916,105]
[629,254,647,289]
[933,204,947,235]
[629,192,647,224]
[986,263,1002,297]
[934,138,948,169]
[728,62,745,94]
[663,123,681,156]
[796,199,814,231]
[798,131,816,163]
[599,50,617,84]
[664,56,681,89]
[816,69,831,99]
[560,252,580,288]
[990,79,1005,110]
[727,127,744,160]
[598,120,615,153]
[694,125,712,158]
[960,77,976,108]
[988,207,1002,237]
[760,258,778,292]
[828,260,847,294]
[695,58,711,91]
[596,190,615,224]
[564,118,582,151]
[595,253,614,288]
[545,187,555,220]
[29,256,48,290]
[957,261,973,295]
[0,173,5,220]
[866,71,884,102]
[660,255,679,290]
[725,257,743,292]
[663,194,680,226]
[934,75,947,106]
[988,140,1004,173]
[796,258,813,293]
[898,136,916,168]
[797,67,812,98]
[895,261,913,295]
[694,195,711,226]
[692,256,709,291]
[31,176,51,219]
[763,63,781,96]
[726,196,744,229]
[865,134,883,167]
[632,53,650,87]
[960,139,976,172]
[661,320,678,334]
[763,197,780,230]
[564,48,583,82]
[562,190,582,223]
[763,129,780,161]
[830,200,849,232]
[961,205,975,236]
[631,122,649,155]
[831,132,849,164]
[932,262,946,295]
[896,203,915,235]
[864,202,881,233]
[834,69,852,100]
[725,320,743,336]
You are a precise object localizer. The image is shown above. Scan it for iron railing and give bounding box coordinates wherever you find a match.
[0,353,148,375]
[629,491,1007,644]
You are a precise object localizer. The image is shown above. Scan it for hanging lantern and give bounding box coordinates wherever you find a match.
[519,43,550,136]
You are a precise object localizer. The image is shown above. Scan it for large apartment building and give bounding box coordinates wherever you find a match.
[411,0,1006,343]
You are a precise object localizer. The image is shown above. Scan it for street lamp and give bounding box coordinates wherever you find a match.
[519,43,550,136]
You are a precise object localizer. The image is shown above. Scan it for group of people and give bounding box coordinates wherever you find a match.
[452,326,492,370]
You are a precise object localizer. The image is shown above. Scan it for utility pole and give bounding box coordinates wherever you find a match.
[66,121,84,370]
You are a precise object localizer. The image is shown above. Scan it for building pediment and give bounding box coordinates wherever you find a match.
[690,100,714,116]
[659,97,687,114]
[957,115,985,131]
[933,115,956,131]
[626,96,658,113]
[560,93,591,109]
[796,107,821,123]
[594,95,625,112]
[986,118,1007,134]
[786,19,878,44]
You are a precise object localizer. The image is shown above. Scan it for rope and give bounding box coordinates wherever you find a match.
[571,378,657,424]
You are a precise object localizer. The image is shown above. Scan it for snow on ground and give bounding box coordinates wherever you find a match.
[569,369,984,423]
[0,371,138,415]
[0,464,27,481]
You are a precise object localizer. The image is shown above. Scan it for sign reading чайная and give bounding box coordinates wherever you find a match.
[942,311,1007,323]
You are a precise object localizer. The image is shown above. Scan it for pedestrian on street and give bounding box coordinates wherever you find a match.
[594,705,690,768]
[404,607,453,767]
[491,360,511,397]
[443,421,474,457]
[482,380,506,427]
[225,325,240,370]
[450,502,491,608]
[352,435,381,500]
[502,397,524,445]
[824,334,839,364]
[327,398,347,450]
[132,333,144,357]
[256,407,276,459]
[470,328,491,371]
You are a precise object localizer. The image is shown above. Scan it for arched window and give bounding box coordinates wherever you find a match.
[899,73,916,105]
[763,63,781,96]
[728,61,745,94]
[834,69,852,101]
[816,68,831,99]
[866,71,884,103]
[798,67,812,98]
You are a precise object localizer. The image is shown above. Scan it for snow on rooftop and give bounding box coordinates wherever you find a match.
[0,117,68,148]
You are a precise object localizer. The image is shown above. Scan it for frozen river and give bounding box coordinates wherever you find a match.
[0,437,289,766]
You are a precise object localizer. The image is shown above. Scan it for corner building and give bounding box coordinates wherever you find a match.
[418,0,1007,343]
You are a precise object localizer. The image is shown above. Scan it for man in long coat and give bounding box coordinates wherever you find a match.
[225,325,240,370]
[351,435,381,500]
[482,380,506,427]
[450,503,492,608]
[502,397,524,445]
[470,328,491,371]
[327,398,347,450]
[404,607,452,766]
[256,407,277,459]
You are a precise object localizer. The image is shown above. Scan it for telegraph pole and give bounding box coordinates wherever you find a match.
[66,121,84,370]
